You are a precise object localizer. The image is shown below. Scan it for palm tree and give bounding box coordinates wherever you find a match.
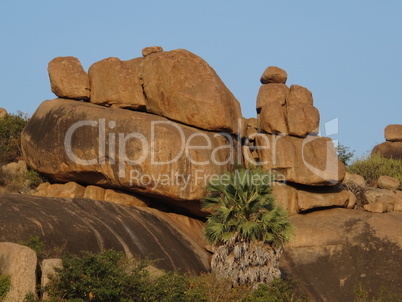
[202,168,292,288]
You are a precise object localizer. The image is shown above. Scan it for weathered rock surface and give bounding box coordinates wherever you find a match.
[371,141,402,159]
[260,66,287,84]
[286,103,320,137]
[21,99,234,211]
[0,107,7,119]
[142,46,163,57]
[0,242,37,302]
[256,81,319,137]
[258,102,287,134]
[343,172,367,187]
[256,84,289,109]
[377,175,400,190]
[41,259,63,300]
[142,49,242,132]
[273,183,349,214]
[286,85,313,106]
[34,182,150,208]
[363,200,388,213]
[256,134,345,186]
[364,188,396,204]
[280,208,402,301]
[385,124,402,142]
[88,57,146,109]
[48,56,90,100]
[0,193,209,274]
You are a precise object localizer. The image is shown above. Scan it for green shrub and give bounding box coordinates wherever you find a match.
[354,283,402,302]
[41,249,310,302]
[21,236,44,258]
[0,274,11,301]
[25,169,44,188]
[47,250,151,302]
[0,111,29,165]
[336,143,355,166]
[348,155,402,187]
[242,278,310,302]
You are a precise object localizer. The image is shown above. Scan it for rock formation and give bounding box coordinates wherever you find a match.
[281,208,402,301]
[0,193,209,274]
[4,47,402,299]
[21,98,235,215]
[48,56,90,100]
[245,66,347,214]
[372,124,402,159]
[0,242,37,302]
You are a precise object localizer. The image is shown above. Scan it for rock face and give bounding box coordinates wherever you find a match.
[142,49,242,132]
[88,57,146,109]
[273,183,350,215]
[280,208,402,301]
[385,124,402,142]
[256,134,345,186]
[246,66,347,214]
[0,242,37,302]
[48,56,90,100]
[0,193,209,274]
[34,182,150,208]
[21,99,235,210]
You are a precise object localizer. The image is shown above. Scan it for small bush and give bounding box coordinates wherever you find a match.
[25,169,44,188]
[0,274,11,301]
[42,249,310,302]
[21,236,44,258]
[343,182,368,209]
[47,250,151,302]
[0,111,29,165]
[242,278,310,302]
[348,155,402,187]
[354,283,402,302]
[336,143,355,166]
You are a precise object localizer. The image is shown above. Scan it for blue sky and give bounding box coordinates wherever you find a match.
[1,1,401,157]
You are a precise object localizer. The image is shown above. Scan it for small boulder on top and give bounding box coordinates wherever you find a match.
[260,66,287,84]
[142,46,163,57]
[385,124,402,142]
[88,57,146,110]
[48,56,90,100]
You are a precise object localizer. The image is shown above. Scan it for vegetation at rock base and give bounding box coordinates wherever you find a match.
[0,111,29,165]
[202,168,292,287]
[354,283,402,302]
[336,143,355,166]
[348,154,402,187]
[0,274,11,301]
[23,249,308,302]
[21,236,44,258]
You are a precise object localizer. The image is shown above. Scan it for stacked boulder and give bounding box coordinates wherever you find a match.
[372,124,402,159]
[343,173,402,213]
[244,66,349,215]
[22,47,243,216]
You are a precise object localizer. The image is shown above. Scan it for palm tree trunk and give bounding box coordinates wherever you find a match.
[211,236,283,288]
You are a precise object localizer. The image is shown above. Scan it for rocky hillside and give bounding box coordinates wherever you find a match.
[0,46,402,301]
